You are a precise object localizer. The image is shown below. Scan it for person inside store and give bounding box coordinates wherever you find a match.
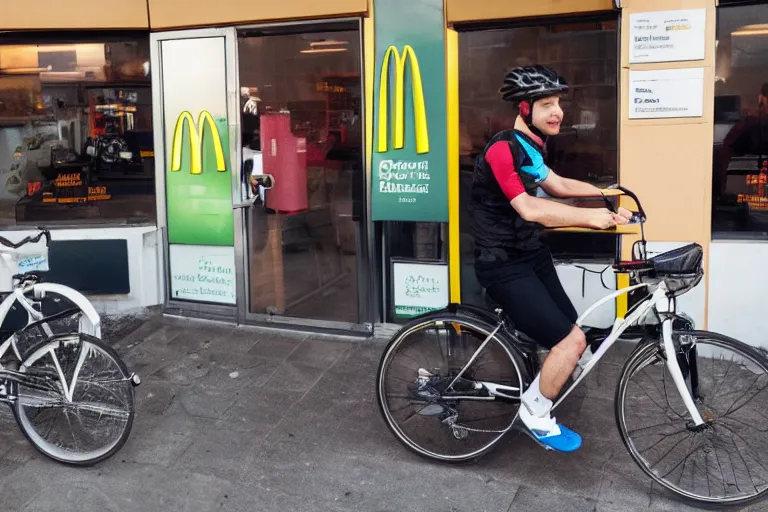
[468,65,632,452]
[714,82,768,205]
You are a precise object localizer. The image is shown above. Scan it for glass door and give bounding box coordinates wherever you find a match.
[232,21,371,332]
[152,27,241,321]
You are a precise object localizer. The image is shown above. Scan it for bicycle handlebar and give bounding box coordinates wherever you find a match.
[0,229,51,250]
[600,185,647,223]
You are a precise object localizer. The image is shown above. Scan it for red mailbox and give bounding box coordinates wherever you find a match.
[260,111,308,215]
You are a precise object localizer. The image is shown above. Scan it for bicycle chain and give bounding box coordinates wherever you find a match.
[451,424,506,434]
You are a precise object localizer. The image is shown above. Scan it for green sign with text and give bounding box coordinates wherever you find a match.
[371,0,448,222]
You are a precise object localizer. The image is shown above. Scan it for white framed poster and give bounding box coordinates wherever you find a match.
[629,9,706,64]
[629,68,704,119]
[392,259,449,319]
[169,244,236,305]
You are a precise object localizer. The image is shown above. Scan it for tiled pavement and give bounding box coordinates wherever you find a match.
[0,314,761,511]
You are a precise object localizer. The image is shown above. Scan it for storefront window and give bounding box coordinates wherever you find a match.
[713,3,768,239]
[0,36,154,227]
[457,17,619,306]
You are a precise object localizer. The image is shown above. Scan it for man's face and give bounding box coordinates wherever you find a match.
[532,96,564,136]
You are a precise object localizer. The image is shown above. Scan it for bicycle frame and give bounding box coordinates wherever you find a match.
[0,282,102,366]
[451,281,706,428]
[552,281,705,427]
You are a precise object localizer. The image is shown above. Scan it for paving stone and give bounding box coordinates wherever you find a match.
[508,485,597,512]
[287,338,352,367]
[248,334,306,361]
[262,359,330,394]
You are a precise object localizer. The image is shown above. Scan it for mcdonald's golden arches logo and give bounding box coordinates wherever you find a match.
[171,110,226,175]
[377,45,429,155]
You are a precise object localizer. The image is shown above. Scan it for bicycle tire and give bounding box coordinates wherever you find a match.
[376,311,530,463]
[12,332,135,466]
[615,330,768,508]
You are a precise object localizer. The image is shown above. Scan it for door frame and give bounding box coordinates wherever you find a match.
[230,18,374,335]
[151,27,240,323]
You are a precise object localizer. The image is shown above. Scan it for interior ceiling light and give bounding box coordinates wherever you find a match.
[300,48,348,54]
[732,24,768,36]
[309,40,349,47]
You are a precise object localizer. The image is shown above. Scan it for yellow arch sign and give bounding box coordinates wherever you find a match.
[170,110,226,175]
[377,45,430,155]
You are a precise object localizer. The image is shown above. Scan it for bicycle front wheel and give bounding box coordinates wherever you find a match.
[376,313,527,463]
[13,333,136,465]
[616,331,768,507]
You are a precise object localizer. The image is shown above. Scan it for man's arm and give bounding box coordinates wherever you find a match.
[484,141,615,229]
[511,194,615,229]
[540,169,603,198]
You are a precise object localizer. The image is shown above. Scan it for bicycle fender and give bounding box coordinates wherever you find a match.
[32,283,101,338]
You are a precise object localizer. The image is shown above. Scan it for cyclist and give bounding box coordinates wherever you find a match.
[468,65,631,452]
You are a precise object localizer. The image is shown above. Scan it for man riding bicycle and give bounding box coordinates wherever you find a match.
[468,65,632,452]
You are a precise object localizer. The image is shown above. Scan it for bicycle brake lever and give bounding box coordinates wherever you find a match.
[600,192,618,214]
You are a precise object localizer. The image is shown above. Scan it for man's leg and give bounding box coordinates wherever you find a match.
[531,248,585,399]
[538,326,587,399]
[485,268,583,451]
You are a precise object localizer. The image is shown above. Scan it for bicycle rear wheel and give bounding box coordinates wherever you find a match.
[376,313,527,463]
[616,331,768,507]
[13,333,136,465]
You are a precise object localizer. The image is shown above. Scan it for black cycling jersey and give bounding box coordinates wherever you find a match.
[469,129,550,263]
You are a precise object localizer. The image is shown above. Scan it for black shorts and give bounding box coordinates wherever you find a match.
[475,246,578,349]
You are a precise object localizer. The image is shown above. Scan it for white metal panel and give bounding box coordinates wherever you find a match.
[555,262,617,329]
[709,241,768,350]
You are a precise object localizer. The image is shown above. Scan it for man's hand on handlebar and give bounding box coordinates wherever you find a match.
[614,207,632,225]
[586,207,632,230]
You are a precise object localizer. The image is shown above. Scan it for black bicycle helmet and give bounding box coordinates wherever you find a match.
[499,65,569,103]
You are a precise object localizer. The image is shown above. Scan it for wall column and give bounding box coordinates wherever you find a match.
[619,0,716,328]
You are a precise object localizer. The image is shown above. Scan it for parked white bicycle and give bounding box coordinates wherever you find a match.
[377,187,768,508]
[0,229,139,465]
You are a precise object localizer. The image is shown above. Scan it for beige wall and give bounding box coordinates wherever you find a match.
[619,0,716,325]
[0,0,367,31]
[0,0,150,29]
[446,0,615,24]
[149,0,368,29]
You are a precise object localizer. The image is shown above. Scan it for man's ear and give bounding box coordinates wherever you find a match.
[519,101,531,118]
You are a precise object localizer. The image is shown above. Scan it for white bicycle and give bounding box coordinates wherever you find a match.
[0,229,140,465]
[377,188,768,508]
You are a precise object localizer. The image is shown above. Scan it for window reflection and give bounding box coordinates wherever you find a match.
[458,18,619,307]
[0,39,154,227]
[714,4,768,238]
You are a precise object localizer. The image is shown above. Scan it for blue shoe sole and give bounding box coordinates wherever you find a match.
[531,424,582,453]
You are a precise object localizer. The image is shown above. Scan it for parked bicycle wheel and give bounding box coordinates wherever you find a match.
[377,313,527,463]
[616,330,768,507]
[12,332,136,465]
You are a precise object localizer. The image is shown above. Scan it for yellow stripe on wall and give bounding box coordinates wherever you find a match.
[446,28,461,304]
[364,12,375,206]
[616,272,629,319]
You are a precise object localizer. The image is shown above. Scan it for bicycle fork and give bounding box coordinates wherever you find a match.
[655,287,706,428]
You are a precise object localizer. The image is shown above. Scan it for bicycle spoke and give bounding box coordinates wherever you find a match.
[378,317,521,462]
[622,334,768,504]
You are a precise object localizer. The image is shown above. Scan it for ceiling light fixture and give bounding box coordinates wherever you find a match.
[732,24,768,36]
[300,48,348,54]
[309,40,349,47]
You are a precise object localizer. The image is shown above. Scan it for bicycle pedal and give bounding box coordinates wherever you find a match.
[419,404,446,417]
[512,424,554,451]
